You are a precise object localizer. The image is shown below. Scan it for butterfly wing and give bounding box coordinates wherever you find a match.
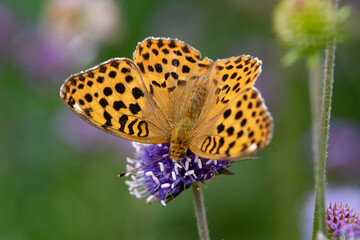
[190,55,273,160]
[198,55,262,122]
[190,88,273,159]
[133,37,214,124]
[60,58,171,144]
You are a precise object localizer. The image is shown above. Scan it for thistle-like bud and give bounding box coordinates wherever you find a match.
[273,0,348,63]
[327,202,360,238]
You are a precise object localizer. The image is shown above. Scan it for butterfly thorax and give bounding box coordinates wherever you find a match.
[169,76,209,161]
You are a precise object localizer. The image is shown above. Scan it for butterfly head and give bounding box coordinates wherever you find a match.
[169,143,187,161]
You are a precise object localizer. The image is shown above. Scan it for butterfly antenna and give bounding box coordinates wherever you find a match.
[178,160,200,191]
[118,154,168,177]
[230,156,260,163]
[199,156,211,170]
[198,156,226,179]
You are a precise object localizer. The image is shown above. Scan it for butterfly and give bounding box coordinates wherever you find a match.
[60,37,273,161]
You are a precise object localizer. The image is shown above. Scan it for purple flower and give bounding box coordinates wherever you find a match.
[125,143,232,206]
[327,202,360,238]
[302,186,360,240]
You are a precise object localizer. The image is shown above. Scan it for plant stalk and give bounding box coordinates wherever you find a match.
[311,35,337,240]
[192,185,210,240]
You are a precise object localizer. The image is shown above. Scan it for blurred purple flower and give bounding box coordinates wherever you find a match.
[304,119,360,180]
[4,0,122,86]
[327,119,360,175]
[16,32,69,81]
[125,143,232,206]
[53,110,132,156]
[0,4,17,55]
[302,186,360,240]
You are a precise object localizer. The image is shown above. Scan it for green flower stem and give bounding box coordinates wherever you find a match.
[308,53,322,239]
[192,185,210,240]
[307,53,322,166]
[312,21,337,240]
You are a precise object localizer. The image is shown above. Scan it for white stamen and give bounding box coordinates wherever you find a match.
[206,160,213,165]
[185,160,189,170]
[126,165,135,171]
[185,170,195,176]
[174,165,179,175]
[132,142,142,152]
[146,195,155,203]
[125,180,132,187]
[196,157,202,169]
[158,162,164,172]
[136,170,144,176]
[161,200,166,206]
[214,160,218,165]
[145,171,160,185]
[175,163,183,168]
[133,188,141,198]
[126,157,136,164]
[162,154,169,158]
[248,143,258,152]
[157,144,163,147]
[171,183,175,189]
[171,171,177,180]
[161,183,170,188]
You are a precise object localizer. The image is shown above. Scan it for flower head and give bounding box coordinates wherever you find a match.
[302,186,360,240]
[125,143,231,206]
[273,0,349,63]
[327,202,360,239]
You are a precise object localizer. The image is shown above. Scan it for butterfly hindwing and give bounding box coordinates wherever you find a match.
[190,88,273,160]
[133,37,214,123]
[60,58,171,143]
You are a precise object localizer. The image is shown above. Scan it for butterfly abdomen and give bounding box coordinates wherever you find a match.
[169,76,209,160]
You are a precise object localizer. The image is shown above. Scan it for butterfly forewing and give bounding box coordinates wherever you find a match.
[199,55,262,123]
[133,37,214,124]
[190,88,273,160]
[60,58,171,143]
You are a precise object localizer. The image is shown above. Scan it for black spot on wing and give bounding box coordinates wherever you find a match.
[137,121,149,137]
[225,141,236,157]
[216,137,225,154]
[129,103,141,115]
[132,87,144,99]
[201,136,211,152]
[209,137,217,154]
[119,114,128,132]
[128,119,138,135]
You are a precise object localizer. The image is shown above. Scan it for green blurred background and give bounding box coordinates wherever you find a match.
[0,0,359,239]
